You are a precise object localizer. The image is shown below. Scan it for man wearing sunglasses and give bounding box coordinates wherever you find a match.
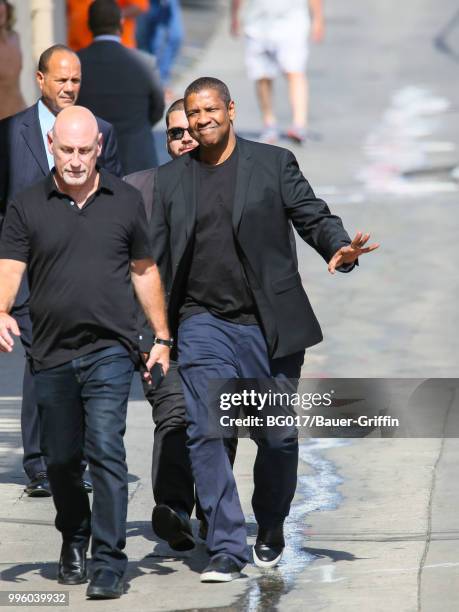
[166,108,199,158]
[124,100,218,551]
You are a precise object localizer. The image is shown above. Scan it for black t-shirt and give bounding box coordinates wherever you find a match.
[180,146,257,325]
[0,169,151,370]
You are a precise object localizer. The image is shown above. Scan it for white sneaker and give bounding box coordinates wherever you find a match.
[200,555,241,582]
[253,524,285,568]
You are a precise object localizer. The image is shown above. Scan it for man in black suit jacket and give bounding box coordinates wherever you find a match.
[125,99,201,551]
[151,77,379,582]
[77,0,165,175]
[126,99,239,550]
[0,44,122,497]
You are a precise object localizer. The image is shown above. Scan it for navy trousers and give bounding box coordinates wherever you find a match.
[178,312,304,569]
[35,345,134,576]
[11,303,46,479]
[140,359,238,520]
[13,302,88,481]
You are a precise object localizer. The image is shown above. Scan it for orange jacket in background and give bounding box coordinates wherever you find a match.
[67,0,149,51]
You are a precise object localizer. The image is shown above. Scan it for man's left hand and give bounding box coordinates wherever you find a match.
[144,343,170,383]
[328,231,379,274]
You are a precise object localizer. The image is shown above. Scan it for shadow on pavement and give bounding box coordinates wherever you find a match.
[301,546,364,562]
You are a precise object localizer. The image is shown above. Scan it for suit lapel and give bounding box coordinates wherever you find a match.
[21,104,49,176]
[181,155,197,240]
[232,137,254,232]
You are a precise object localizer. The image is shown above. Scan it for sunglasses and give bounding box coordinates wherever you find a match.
[167,127,191,141]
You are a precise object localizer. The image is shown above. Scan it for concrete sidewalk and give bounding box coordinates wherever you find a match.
[2,0,459,610]
[1,403,457,612]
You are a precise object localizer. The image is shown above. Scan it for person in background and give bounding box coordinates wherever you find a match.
[136,0,183,100]
[0,0,26,120]
[77,0,164,174]
[231,0,325,145]
[0,44,122,499]
[67,0,148,51]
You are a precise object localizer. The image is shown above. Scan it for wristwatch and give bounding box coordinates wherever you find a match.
[154,337,174,348]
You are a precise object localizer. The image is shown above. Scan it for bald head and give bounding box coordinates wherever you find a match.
[48,106,102,188]
[53,106,99,141]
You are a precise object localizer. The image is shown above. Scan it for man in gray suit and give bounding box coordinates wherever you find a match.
[77,0,165,174]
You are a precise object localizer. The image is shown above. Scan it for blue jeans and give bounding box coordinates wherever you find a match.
[136,0,183,85]
[178,312,303,569]
[35,345,134,576]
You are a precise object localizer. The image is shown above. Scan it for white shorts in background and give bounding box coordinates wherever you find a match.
[244,21,310,80]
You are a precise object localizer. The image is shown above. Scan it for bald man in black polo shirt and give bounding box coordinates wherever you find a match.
[0,106,170,599]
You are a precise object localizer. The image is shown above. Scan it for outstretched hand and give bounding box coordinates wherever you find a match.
[328,232,379,274]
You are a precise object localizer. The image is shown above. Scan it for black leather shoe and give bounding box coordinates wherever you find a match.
[57,542,88,585]
[82,479,93,494]
[200,555,241,582]
[86,568,123,599]
[24,472,52,498]
[253,524,285,568]
[152,504,195,551]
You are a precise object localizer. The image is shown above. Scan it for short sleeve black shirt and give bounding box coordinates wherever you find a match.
[0,169,152,370]
[180,146,257,325]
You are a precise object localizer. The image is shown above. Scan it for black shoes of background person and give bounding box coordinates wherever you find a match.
[57,542,88,585]
[152,504,195,551]
[200,555,241,582]
[24,472,51,497]
[86,568,124,599]
[24,474,92,497]
[253,523,285,568]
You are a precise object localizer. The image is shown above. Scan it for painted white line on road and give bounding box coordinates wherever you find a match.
[301,561,459,584]
[358,85,459,196]
[0,397,22,401]
[420,141,456,153]
[308,564,346,583]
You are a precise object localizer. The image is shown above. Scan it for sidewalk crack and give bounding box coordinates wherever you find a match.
[417,387,455,612]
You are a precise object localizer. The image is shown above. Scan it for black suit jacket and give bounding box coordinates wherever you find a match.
[123,167,158,352]
[0,102,123,221]
[151,137,356,359]
[77,41,164,175]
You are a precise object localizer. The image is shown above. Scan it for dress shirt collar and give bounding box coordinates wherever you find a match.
[37,99,57,171]
[93,35,122,43]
